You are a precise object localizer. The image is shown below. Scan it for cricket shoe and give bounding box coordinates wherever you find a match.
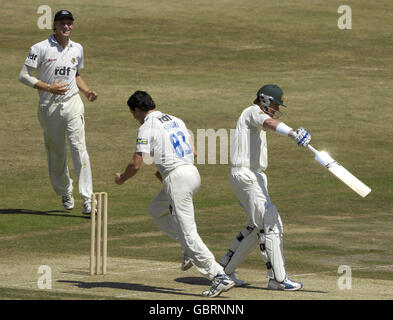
[181,255,193,271]
[82,200,92,215]
[83,199,98,215]
[228,272,246,287]
[62,194,74,210]
[267,276,303,291]
[202,273,235,298]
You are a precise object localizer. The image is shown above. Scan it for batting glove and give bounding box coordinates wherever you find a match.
[293,127,311,147]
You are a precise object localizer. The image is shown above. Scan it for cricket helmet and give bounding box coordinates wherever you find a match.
[256,84,286,107]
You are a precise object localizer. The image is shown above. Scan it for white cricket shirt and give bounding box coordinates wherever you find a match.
[24,35,84,104]
[230,104,271,172]
[135,111,194,177]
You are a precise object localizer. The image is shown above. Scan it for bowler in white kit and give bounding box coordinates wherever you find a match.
[219,84,311,291]
[19,10,98,214]
[115,90,234,297]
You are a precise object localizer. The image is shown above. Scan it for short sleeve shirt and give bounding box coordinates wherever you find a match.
[135,111,194,176]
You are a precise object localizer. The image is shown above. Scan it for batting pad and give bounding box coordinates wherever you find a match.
[263,204,283,233]
[220,226,259,275]
[262,204,286,282]
[265,233,286,282]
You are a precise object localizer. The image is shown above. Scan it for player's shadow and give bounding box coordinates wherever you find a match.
[0,208,89,219]
[175,276,210,286]
[175,277,328,294]
[57,280,202,297]
[241,284,328,294]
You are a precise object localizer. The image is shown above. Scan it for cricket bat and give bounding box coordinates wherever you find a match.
[307,145,371,198]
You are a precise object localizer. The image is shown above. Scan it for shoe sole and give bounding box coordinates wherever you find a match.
[268,284,303,291]
[83,207,96,215]
[181,261,193,271]
[62,195,74,211]
[205,281,236,298]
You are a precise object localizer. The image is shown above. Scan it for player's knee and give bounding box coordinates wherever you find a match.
[182,232,198,249]
[70,140,85,153]
[68,128,86,152]
[263,204,283,234]
[148,203,166,218]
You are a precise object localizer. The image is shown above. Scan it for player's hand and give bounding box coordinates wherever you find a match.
[292,127,311,147]
[85,90,98,102]
[49,79,69,95]
[115,173,124,185]
[155,171,163,183]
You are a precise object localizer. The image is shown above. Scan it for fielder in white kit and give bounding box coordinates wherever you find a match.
[19,10,98,214]
[115,90,235,297]
[219,84,311,291]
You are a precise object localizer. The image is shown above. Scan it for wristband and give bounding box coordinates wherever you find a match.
[47,84,51,92]
[275,122,293,136]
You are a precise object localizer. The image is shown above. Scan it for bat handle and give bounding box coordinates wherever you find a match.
[307,144,318,155]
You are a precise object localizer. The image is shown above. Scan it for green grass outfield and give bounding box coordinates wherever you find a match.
[1,0,393,300]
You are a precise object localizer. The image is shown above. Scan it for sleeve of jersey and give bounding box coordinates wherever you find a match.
[19,65,39,88]
[24,46,39,69]
[179,119,191,139]
[77,45,84,70]
[249,107,271,128]
[135,127,151,154]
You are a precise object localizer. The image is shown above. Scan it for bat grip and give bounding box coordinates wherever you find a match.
[307,144,318,154]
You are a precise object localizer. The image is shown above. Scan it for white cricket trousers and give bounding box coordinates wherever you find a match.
[37,94,93,201]
[228,168,286,278]
[148,164,225,281]
[230,168,270,228]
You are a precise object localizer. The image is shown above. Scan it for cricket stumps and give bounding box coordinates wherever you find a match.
[90,192,108,275]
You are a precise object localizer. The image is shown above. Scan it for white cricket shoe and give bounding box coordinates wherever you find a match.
[228,272,246,287]
[181,255,193,271]
[83,199,98,215]
[202,273,235,298]
[82,201,92,215]
[62,194,74,210]
[268,276,303,291]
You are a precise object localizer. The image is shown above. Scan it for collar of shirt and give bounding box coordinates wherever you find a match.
[143,110,161,123]
[49,34,73,48]
[253,103,271,116]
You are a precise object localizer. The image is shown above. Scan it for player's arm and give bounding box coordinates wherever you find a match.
[263,118,312,147]
[263,118,294,135]
[76,71,98,101]
[155,171,163,182]
[18,65,69,95]
[19,47,67,95]
[189,137,197,158]
[115,152,143,185]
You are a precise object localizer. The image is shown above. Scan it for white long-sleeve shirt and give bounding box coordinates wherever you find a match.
[22,34,84,104]
[230,104,271,172]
